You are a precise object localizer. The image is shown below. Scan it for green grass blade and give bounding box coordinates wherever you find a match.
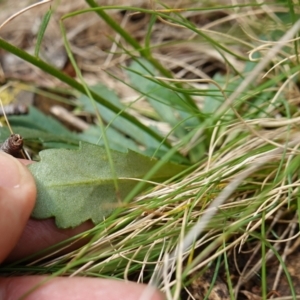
[34,8,52,57]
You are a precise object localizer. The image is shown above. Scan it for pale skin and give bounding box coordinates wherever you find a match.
[0,151,164,300]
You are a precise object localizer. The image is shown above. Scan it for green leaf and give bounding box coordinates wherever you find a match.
[29,142,186,228]
[0,126,79,155]
[79,125,140,153]
[126,59,200,138]
[8,106,74,137]
[79,84,165,151]
[6,107,80,154]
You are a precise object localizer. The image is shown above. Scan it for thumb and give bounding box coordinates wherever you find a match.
[0,151,36,262]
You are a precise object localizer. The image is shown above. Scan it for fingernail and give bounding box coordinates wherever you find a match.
[0,151,22,188]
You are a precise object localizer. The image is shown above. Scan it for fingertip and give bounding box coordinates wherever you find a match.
[0,152,36,262]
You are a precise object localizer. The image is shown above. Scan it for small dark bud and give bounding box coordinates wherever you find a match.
[0,134,24,158]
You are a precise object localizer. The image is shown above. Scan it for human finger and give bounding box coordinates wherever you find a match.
[6,218,93,262]
[0,152,36,262]
[0,276,165,300]
[5,159,93,262]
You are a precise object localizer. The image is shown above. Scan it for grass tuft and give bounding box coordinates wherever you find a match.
[1,0,300,299]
